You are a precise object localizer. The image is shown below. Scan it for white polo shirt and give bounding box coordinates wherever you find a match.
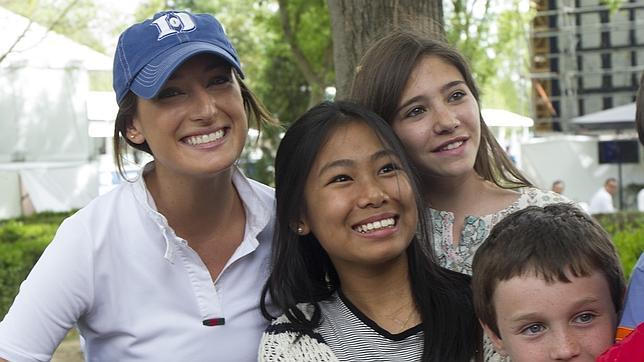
[588,187,615,214]
[0,164,275,361]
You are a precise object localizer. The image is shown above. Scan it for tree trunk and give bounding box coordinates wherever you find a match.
[328,0,444,99]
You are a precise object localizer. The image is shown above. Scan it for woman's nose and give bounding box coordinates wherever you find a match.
[357,179,389,208]
[189,87,217,122]
[432,105,460,135]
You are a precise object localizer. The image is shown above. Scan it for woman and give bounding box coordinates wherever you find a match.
[0,11,277,361]
[350,30,568,276]
[259,101,481,361]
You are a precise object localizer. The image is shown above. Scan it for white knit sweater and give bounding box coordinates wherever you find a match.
[258,304,339,362]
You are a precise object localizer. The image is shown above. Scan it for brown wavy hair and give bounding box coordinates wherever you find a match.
[350,30,531,189]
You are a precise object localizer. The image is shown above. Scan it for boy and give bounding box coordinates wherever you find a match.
[472,203,626,361]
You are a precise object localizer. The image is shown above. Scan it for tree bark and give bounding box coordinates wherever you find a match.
[328,0,444,99]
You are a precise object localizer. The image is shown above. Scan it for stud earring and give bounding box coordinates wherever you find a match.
[296,225,304,234]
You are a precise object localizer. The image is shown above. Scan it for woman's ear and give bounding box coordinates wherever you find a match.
[126,119,145,144]
[481,321,509,357]
[290,220,310,236]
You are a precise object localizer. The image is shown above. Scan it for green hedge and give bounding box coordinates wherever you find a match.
[594,212,644,280]
[0,212,74,318]
[0,211,642,319]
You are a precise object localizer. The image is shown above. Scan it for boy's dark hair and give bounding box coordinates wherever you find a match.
[261,100,481,361]
[472,203,625,337]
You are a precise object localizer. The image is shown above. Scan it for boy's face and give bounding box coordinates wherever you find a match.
[485,271,617,361]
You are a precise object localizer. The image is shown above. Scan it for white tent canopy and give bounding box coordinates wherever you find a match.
[571,102,636,130]
[0,7,112,70]
[481,108,534,127]
[0,7,112,219]
[480,108,534,169]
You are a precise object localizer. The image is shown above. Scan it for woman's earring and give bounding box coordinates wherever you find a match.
[296,225,304,234]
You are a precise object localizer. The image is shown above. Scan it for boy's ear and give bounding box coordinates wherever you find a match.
[480,320,509,357]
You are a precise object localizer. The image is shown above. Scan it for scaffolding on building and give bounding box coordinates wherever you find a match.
[530,0,644,133]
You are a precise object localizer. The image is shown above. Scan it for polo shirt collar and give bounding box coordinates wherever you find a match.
[130,162,273,263]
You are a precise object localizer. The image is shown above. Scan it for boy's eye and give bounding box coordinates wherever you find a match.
[405,105,426,118]
[521,323,545,336]
[574,313,595,324]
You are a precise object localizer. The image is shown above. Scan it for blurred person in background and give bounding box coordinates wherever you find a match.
[588,178,618,214]
[551,179,565,195]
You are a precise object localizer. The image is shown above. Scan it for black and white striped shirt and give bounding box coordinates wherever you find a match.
[259,292,423,361]
[318,291,423,361]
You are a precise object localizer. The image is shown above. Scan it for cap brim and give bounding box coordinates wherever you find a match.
[130,42,244,100]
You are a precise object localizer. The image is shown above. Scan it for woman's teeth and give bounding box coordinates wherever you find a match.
[440,140,463,151]
[185,130,225,145]
[354,217,396,233]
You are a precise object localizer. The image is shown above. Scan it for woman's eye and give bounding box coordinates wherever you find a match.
[156,87,183,99]
[521,323,545,336]
[379,163,401,175]
[208,75,232,87]
[328,174,351,184]
[574,313,595,324]
[448,90,466,102]
[405,106,426,118]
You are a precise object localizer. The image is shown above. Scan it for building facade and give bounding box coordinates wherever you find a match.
[531,0,644,132]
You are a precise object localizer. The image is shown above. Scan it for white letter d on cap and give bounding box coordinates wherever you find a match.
[152,12,196,40]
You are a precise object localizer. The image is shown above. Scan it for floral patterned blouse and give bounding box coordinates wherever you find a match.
[429,187,569,276]
[428,187,570,362]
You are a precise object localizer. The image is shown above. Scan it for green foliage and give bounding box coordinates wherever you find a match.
[445,0,533,114]
[445,0,496,90]
[595,212,644,280]
[259,0,332,111]
[601,0,623,13]
[0,211,74,318]
[3,210,75,226]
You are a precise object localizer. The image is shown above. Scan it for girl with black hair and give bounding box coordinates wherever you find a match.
[259,101,481,361]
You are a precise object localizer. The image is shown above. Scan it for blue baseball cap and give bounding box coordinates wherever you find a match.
[113,11,244,105]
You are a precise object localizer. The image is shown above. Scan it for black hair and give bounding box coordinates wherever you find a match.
[261,100,481,361]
